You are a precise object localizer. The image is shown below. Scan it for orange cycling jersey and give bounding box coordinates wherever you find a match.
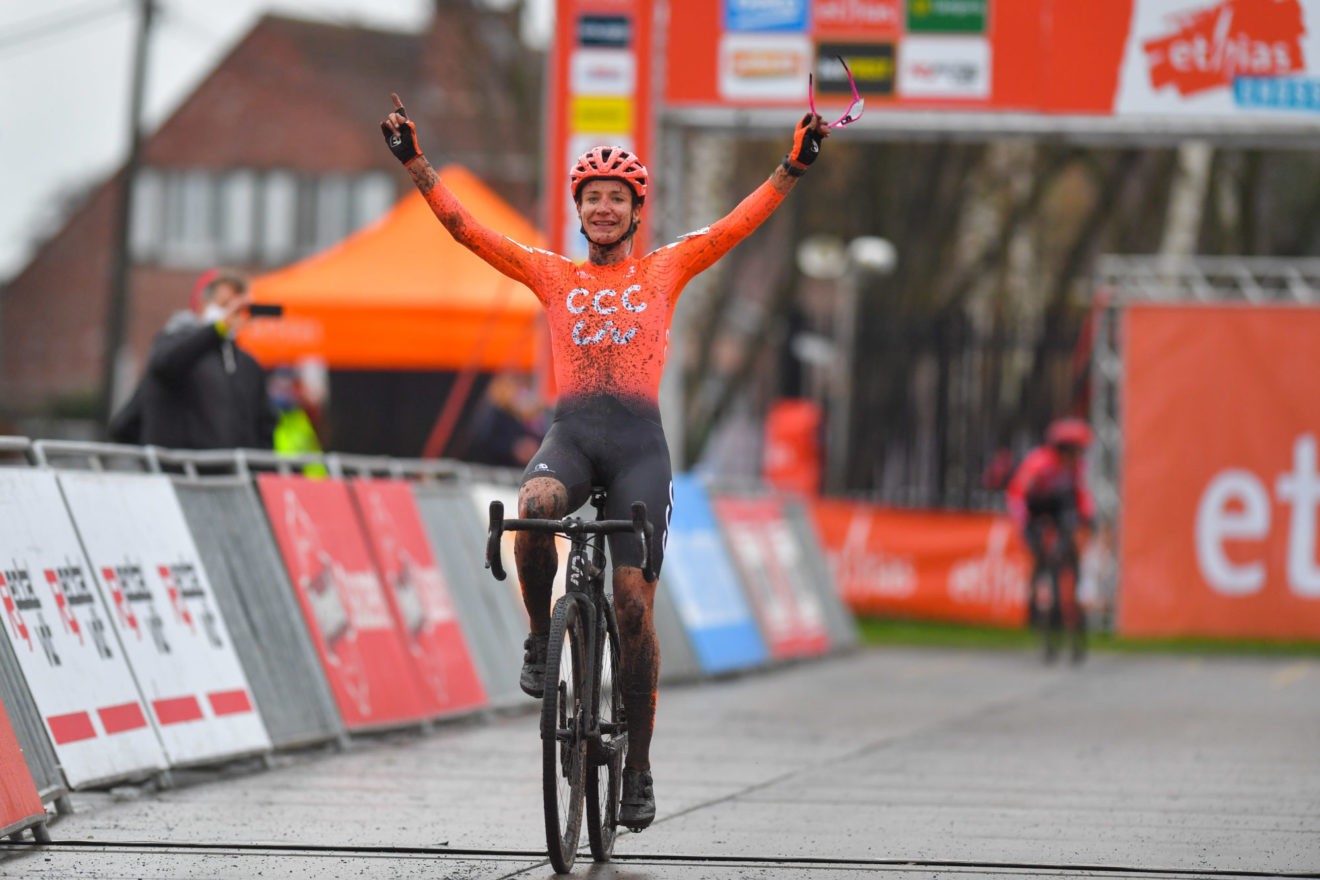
[422,178,786,411]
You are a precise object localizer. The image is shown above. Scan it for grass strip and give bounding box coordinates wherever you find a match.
[855,616,1320,657]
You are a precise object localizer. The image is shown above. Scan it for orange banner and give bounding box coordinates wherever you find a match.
[811,499,1030,627]
[257,475,433,729]
[663,0,1320,123]
[1118,305,1320,640]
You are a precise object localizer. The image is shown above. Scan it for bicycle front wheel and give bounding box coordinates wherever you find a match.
[586,600,626,861]
[542,597,587,873]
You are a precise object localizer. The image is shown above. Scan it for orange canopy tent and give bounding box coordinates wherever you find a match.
[242,165,545,371]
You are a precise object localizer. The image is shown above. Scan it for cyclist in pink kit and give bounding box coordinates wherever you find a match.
[1007,418,1096,633]
[382,93,828,829]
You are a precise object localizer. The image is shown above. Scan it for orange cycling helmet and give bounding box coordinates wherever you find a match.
[570,146,648,203]
[1047,417,1093,450]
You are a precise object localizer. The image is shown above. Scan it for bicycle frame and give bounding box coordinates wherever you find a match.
[484,490,653,869]
[1030,509,1085,663]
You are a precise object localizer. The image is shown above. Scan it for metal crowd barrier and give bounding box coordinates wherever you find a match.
[157,449,346,751]
[782,498,860,652]
[0,436,855,802]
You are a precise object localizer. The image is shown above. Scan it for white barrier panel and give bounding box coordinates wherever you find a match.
[0,469,167,788]
[56,472,271,766]
[470,482,541,623]
[412,483,525,705]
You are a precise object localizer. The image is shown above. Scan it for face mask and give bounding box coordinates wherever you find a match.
[201,303,226,323]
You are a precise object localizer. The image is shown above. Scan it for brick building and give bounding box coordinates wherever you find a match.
[0,0,543,438]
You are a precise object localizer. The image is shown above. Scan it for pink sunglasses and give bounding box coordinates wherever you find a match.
[808,56,865,128]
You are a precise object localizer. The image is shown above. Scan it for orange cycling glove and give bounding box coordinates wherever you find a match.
[381,104,423,165]
[782,114,823,177]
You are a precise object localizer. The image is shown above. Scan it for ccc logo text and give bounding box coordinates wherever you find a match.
[566,285,648,346]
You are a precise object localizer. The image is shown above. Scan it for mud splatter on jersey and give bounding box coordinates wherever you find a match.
[422,178,786,409]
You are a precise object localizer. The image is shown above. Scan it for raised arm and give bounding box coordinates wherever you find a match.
[380,94,539,287]
[665,114,830,281]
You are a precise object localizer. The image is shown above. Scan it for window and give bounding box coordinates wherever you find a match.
[131,167,398,268]
[218,171,256,262]
[260,171,298,265]
[130,171,163,259]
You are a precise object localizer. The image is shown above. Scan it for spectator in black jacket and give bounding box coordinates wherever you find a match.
[110,270,276,450]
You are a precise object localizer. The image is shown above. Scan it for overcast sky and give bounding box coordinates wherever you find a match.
[0,0,549,280]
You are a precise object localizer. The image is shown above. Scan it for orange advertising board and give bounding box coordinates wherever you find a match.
[812,499,1030,626]
[257,475,433,729]
[349,479,487,717]
[1118,304,1320,639]
[662,0,1320,123]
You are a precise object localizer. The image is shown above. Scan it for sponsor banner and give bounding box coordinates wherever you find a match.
[898,35,991,99]
[665,475,769,673]
[257,475,431,729]
[349,479,486,716]
[812,498,1031,626]
[0,698,45,838]
[813,0,903,36]
[578,13,632,47]
[570,95,633,133]
[905,0,988,34]
[0,469,166,787]
[570,49,636,96]
[57,472,270,766]
[1118,305,1320,639]
[720,33,815,99]
[667,0,1320,125]
[1116,0,1320,116]
[713,493,831,658]
[724,0,811,33]
[817,40,896,96]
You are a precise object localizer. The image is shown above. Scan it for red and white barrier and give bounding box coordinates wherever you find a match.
[0,469,167,787]
[713,494,831,659]
[258,474,432,729]
[57,472,271,766]
[350,479,486,716]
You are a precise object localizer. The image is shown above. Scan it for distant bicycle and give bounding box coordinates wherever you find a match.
[1029,507,1086,665]
[485,488,654,873]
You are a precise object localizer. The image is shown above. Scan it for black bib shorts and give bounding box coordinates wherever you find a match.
[521,394,673,574]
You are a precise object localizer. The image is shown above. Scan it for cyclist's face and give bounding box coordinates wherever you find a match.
[578,180,638,245]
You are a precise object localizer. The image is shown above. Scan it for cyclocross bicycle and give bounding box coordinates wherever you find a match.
[485,488,654,873]
[1031,509,1085,665]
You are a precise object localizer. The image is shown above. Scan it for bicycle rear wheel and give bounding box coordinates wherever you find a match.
[542,597,587,873]
[1039,568,1063,664]
[1059,564,1087,664]
[586,601,626,861]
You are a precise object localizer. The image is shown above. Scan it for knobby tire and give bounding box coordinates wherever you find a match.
[542,598,587,873]
[586,601,625,861]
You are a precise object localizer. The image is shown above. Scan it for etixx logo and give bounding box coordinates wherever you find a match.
[1195,433,1320,598]
[1143,0,1306,97]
